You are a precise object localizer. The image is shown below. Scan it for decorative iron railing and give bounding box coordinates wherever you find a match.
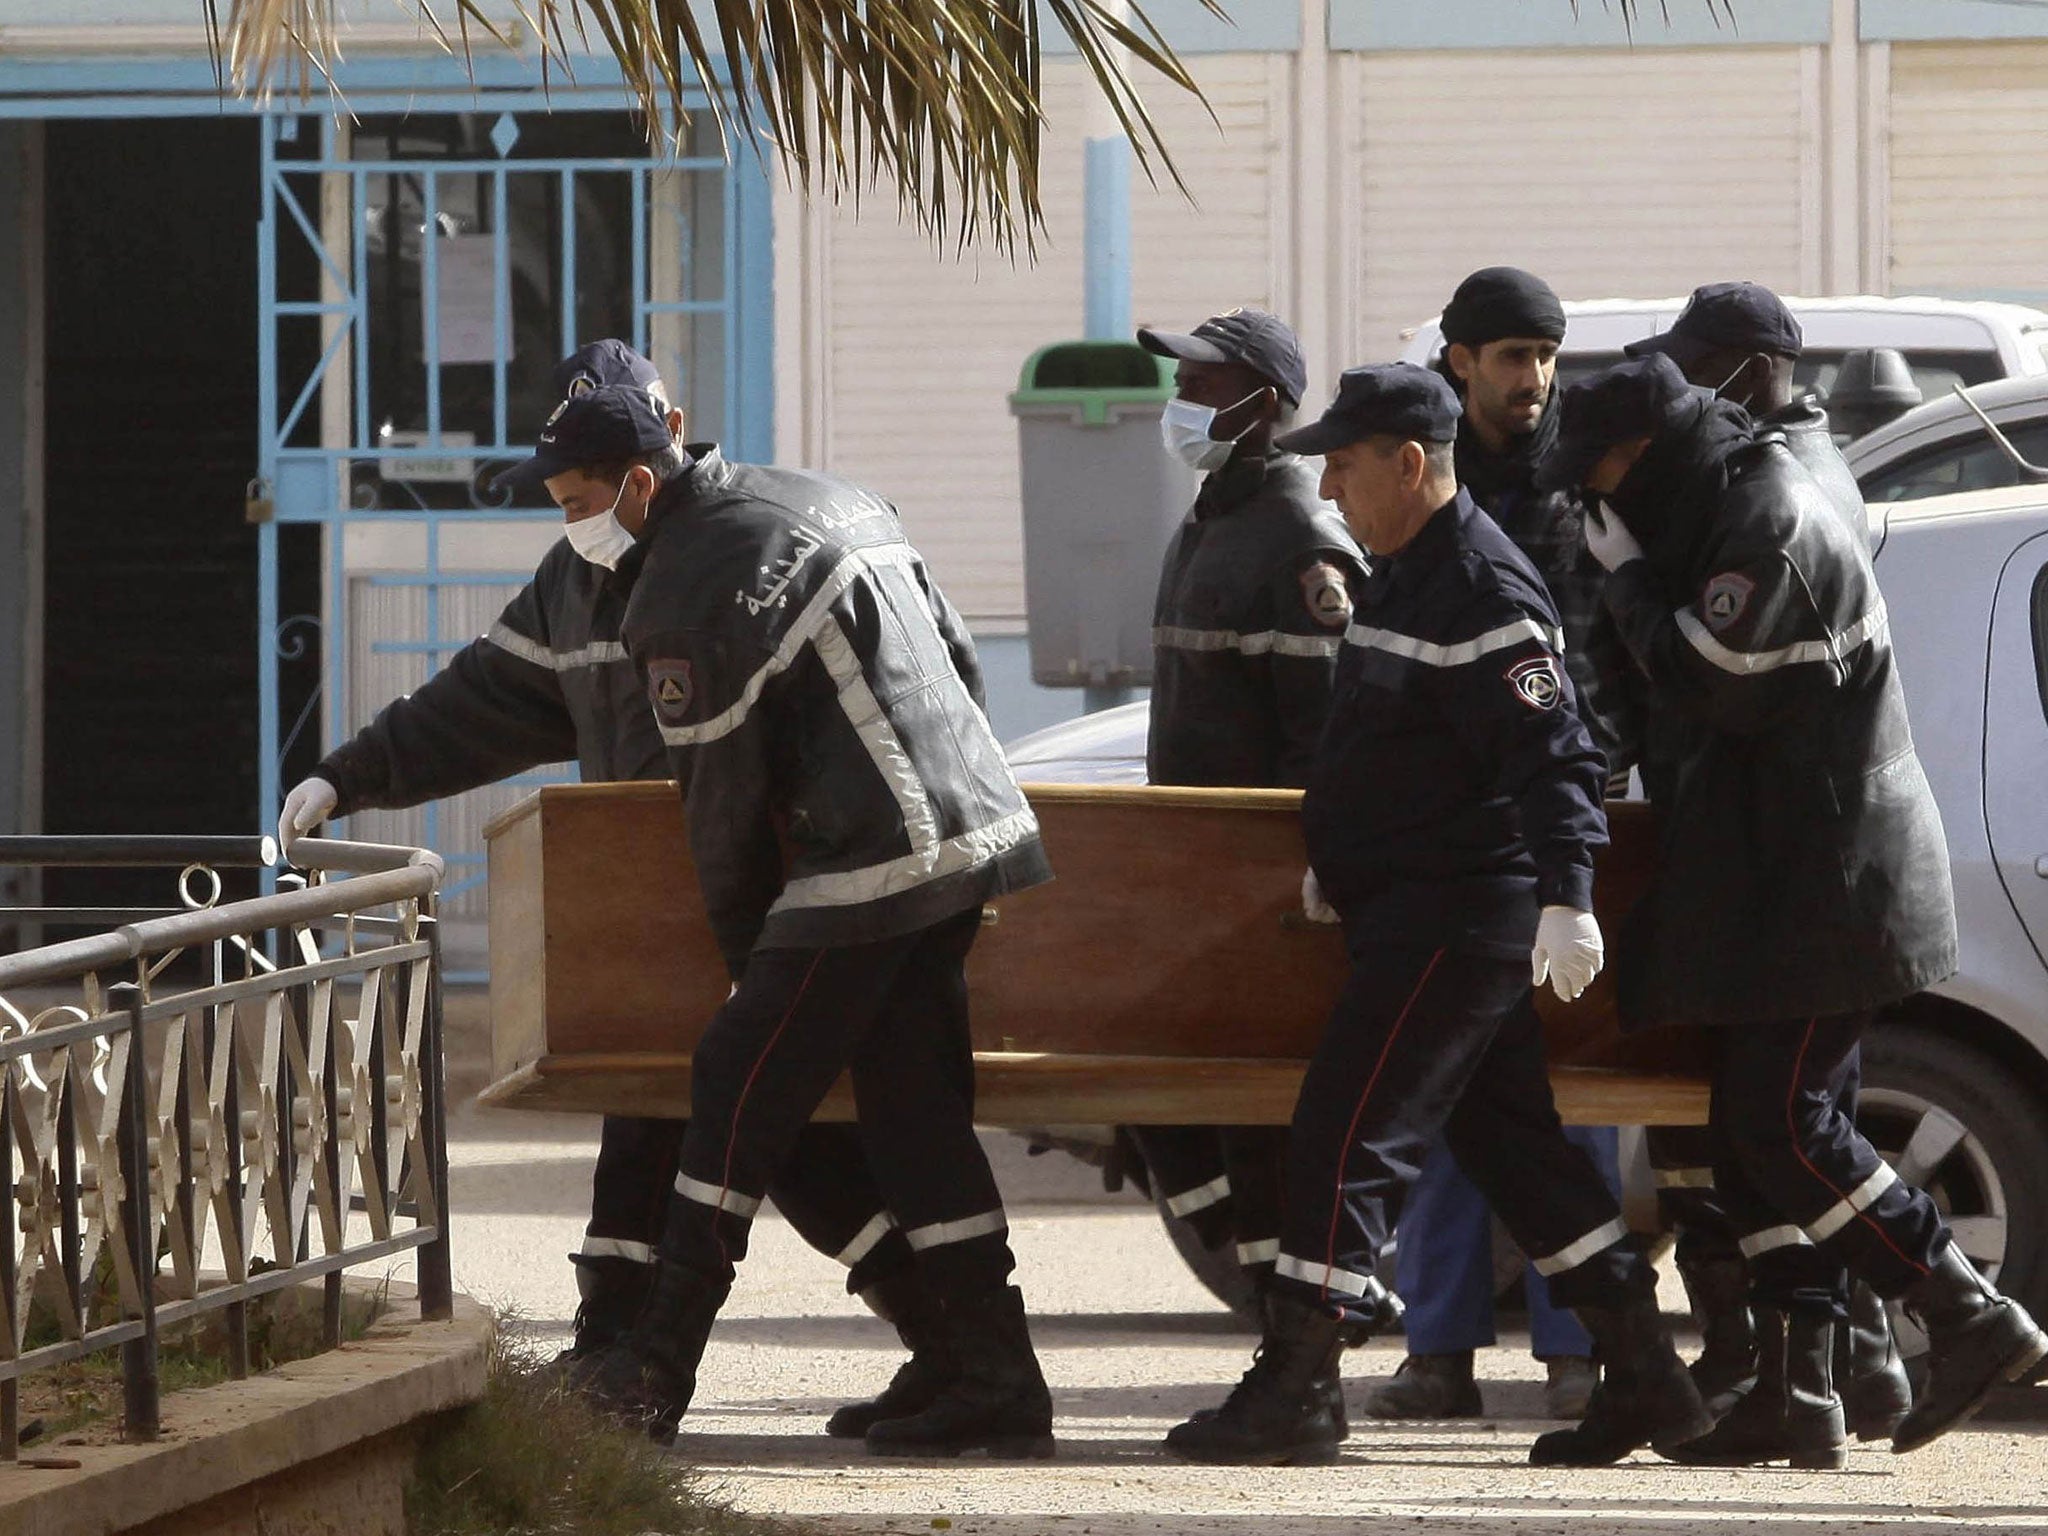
[0,836,452,1451]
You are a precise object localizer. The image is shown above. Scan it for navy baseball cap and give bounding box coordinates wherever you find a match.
[1626,282,1804,367]
[1138,308,1309,407]
[553,338,667,403]
[1273,363,1461,456]
[494,384,673,494]
[1536,354,1700,493]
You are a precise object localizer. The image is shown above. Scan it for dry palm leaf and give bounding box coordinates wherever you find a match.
[207,0,1735,252]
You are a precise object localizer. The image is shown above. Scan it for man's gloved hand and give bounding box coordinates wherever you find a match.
[277,776,338,859]
[1531,906,1604,1003]
[1583,503,1645,573]
[1302,869,1339,925]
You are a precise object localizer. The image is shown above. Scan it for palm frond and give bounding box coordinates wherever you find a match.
[207,0,1734,252]
[204,0,1217,253]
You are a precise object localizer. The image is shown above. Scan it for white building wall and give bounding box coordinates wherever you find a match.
[1338,47,1823,364]
[1886,42,2048,302]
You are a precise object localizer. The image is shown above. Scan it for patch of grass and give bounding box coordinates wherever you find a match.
[406,1326,793,1536]
[21,1269,392,1444]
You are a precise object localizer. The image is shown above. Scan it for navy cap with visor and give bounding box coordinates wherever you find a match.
[1625,282,1804,369]
[1273,363,1461,456]
[1138,307,1309,407]
[494,384,674,495]
[553,338,667,403]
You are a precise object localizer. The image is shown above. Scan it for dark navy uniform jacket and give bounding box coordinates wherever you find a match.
[1147,451,1366,789]
[624,448,1051,971]
[1302,490,1609,960]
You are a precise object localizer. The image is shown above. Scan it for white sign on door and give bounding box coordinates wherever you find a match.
[430,234,499,365]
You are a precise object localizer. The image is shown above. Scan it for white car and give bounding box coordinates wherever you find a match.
[1398,293,2048,400]
[1006,483,2048,1327]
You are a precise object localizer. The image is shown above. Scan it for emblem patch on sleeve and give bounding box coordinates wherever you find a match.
[1506,655,1563,711]
[647,660,694,725]
[1300,562,1354,630]
[1701,572,1756,633]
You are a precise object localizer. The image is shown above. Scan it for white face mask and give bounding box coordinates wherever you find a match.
[1160,390,1261,473]
[565,475,641,570]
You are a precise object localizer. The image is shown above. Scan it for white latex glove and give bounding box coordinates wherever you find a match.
[277,776,338,858]
[1584,502,1646,574]
[1531,906,1604,1003]
[1302,869,1339,925]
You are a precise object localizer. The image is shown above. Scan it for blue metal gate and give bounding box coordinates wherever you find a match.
[255,101,772,964]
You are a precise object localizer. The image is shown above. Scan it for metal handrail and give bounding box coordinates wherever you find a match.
[0,861,439,989]
[0,833,453,1452]
[0,836,279,869]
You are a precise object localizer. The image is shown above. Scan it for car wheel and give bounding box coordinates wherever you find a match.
[1859,1021,2048,1353]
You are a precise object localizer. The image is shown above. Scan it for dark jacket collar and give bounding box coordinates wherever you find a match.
[611,444,717,583]
[1455,388,1559,511]
[1193,446,1293,521]
[1360,490,1469,604]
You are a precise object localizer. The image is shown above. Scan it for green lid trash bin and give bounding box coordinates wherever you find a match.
[1009,341,1196,689]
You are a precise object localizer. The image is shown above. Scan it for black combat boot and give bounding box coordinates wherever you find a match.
[1166,1294,1350,1466]
[1529,1292,1714,1466]
[564,1261,728,1444]
[1782,1314,1849,1468]
[1666,1310,1846,1468]
[1364,1351,1483,1419]
[1665,1308,1785,1465]
[865,1284,1055,1459]
[1839,1281,1912,1441]
[1892,1245,2048,1454]
[544,1254,654,1374]
[825,1267,956,1438]
[1676,1252,1759,1418]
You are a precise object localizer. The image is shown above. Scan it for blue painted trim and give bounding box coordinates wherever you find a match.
[1038,0,1300,55]
[0,51,728,117]
[1329,0,1829,52]
[1083,136,1133,342]
[1862,1,2048,42]
[732,144,777,463]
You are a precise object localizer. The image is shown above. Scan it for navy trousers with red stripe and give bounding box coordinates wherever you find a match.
[659,909,1016,1294]
[1710,1013,1948,1306]
[587,1115,914,1295]
[1275,940,1644,1326]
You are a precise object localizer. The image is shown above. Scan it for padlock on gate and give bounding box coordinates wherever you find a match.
[244,477,275,524]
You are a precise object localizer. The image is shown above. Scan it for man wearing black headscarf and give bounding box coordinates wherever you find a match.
[1364,269,1634,1425]
[1438,267,1638,769]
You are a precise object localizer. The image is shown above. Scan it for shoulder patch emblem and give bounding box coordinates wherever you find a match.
[1506,655,1563,711]
[1702,572,1755,633]
[647,660,693,724]
[1300,562,1354,630]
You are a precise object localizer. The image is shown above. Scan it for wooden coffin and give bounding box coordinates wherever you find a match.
[479,782,1709,1126]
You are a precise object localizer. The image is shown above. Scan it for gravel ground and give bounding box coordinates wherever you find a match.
[439,1097,2048,1536]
